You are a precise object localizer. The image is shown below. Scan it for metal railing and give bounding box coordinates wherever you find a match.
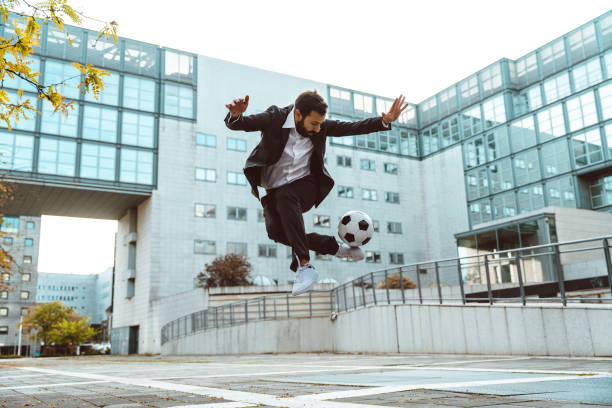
[161,290,331,345]
[332,235,612,312]
[161,235,612,345]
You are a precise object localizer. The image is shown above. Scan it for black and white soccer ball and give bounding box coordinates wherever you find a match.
[338,210,374,247]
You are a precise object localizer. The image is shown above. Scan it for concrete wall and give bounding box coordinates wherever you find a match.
[162,303,612,357]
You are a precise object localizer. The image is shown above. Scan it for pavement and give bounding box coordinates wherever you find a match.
[0,353,611,407]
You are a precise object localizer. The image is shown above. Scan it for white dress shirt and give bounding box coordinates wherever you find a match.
[261,108,314,190]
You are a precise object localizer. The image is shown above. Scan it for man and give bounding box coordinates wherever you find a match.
[225,90,408,296]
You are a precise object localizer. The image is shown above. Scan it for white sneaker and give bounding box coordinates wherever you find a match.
[291,263,318,296]
[335,243,365,261]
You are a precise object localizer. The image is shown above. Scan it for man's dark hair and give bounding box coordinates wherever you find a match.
[295,90,328,117]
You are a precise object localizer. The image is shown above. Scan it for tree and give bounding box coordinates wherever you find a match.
[197,254,253,288]
[19,300,96,348]
[0,179,15,291]
[376,273,417,289]
[0,0,117,128]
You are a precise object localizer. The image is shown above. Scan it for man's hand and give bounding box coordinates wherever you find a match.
[382,95,409,125]
[225,95,250,118]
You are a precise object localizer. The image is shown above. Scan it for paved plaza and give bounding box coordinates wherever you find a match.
[0,353,611,407]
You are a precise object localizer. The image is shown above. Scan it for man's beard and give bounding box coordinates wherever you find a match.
[296,118,316,138]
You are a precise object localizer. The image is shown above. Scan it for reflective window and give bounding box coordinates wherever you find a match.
[515,53,539,88]
[510,116,537,152]
[572,128,603,167]
[480,63,503,98]
[469,198,492,225]
[464,136,485,168]
[124,41,157,76]
[599,82,612,120]
[466,168,488,200]
[123,75,155,111]
[518,184,545,214]
[566,91,597,132]
[227,207,247,221]
[543,72,570,104]
[486,126,510,161]
[86,36,121,70]
[195,203,215,218]
[313,215,330,227]
[40,102,79,137]
[440,116,460,147]
[163,83,194,118]
[194,240,215,255]
[360,159,375,171]
[195,133,216,148]
[227,171,247,185]
[489,158,513,194]
[384,162,398,174]
[227,137,246,152]
[353,93,373,115]
[164,50,194,83]
[355,133,377,150]
[420,96,437,125]
[389,253,404,265]
[513,148,540,186]
[400,130,419,156]
[482,95,506,129]
[38,137,76,176]
[336,155,352,167]
[379,129,399,153]
[258,244,277,257]
[385,191,400,203]
[362,188,377,201]
[546,176,576,207]
[461,106,482,139]
[227,242,247,256]
[438,87,457,117]
[195,167,216,182]
[43,60,80,100]
[492,192,517,218]
[120,148,153,184]
[541,138,571,177]
[365,251,381,263]
[421,125,439,154]
[0,131,34,171]
[590,175,612,208]
[605,51,612,80]
[338,185,354,198]
[459,75,479,106]
[387,222,402,234]
[24,238,33,247]
[46,25,83,60]
[540,38,567,78]
[605,123,612,159]
[329,87,352,116]
[83,105,118,142]
[122,112,154,147]
[568,23,598,64]
[80,143,116,180]
[85,70,119,105]
[537,104,565,142]
[572,58,602,92]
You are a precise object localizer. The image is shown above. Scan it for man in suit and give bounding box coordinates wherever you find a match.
[225,90,408,295]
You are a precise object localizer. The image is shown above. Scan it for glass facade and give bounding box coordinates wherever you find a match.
[0,18,197,190]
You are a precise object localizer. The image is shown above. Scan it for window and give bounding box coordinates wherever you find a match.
[163,83,194,118]
[389,253,404,265]
[85,70,120,105]
[461,106,482,139]
[20,291,29,300]
[359,159,376,171]
[336,155,352,167]
[0,326,7,335]
[362,188,377,201]
[43,60,80,100]
[546,176,576,207]
[313,215,330,227]
[486,127,510,161]
[258,244,277,257]
[120,148,154,185]
[459,75,479,106]
[123,75,155,112]
[194,240,216,254]
[492,192,517,218]
[25,238,33,247]
[387,222,402,234]
[481,63,503,97]
[25,221,34,229]
[482,94,506,129]
[81,143,116,181]
[21,307,28,316]
[227,242,247,256]
[227,171,247,185]
[0,131,34,171]
[3,237,13,245]
[384,163,398,174]
[600,83,612,120]
[21,273,30,282]
[541,139,571,177]
[122,112,155,148]
[365,251,381,263]
[464,136,485,168]
[227,207,247,221]
[489,159,513,193]
[568,23,598,64]
[537,105,565,142]
[164,50,194,82]
[543,72,571,104]
[510,116,536,153]
[196,133,216,147]
[195,168,216,182]
[0,307,7,316]
[385,192,400,204]
[227,137,247,152]
[518,184,545,214]
[572,128,603,167]
[0,291,6,299]
[83,105,118,143]
[257,209,265,222]
[572,58,602,92]
[590,175,612,208]
[513,149,540,186]
[372,220,380,232]
[540,38,567,78]
[338,185,354,198]
[38,137,77,176]
[566,91,597,132]
[195,203,215,218]
[440,116,460,146]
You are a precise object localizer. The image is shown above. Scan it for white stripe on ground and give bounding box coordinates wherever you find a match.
[419,356,533,366]
[382,365,612,376]
[16,366,385,408]
[0,380,110,390]
[0,373,48,379]
[172,404,254,408]
[298,375,599,401]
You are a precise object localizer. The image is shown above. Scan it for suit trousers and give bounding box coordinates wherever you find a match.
[262,175,340,272]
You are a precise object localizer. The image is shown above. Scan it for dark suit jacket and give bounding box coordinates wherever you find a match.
[224,104,390,207]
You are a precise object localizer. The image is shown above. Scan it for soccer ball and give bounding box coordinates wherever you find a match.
[338,210,374,247]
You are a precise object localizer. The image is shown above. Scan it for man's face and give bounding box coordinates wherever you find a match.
[295,109,325,137]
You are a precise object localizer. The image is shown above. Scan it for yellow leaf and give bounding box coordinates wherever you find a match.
[17,89,23,99]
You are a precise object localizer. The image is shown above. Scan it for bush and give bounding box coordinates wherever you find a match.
[376,273,417,289]
[196,254,253,288]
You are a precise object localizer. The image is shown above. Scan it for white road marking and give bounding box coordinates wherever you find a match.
[382,365,612,376]
[0,380,110,390]
[298,375,598,401]
[0,373,48,379]
[418,356,533,366]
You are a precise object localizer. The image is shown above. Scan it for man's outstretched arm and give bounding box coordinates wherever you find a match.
[224,95,273,132]
[326,95,409,137]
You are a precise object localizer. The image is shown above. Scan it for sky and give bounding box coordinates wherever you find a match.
[36,1,612,274]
